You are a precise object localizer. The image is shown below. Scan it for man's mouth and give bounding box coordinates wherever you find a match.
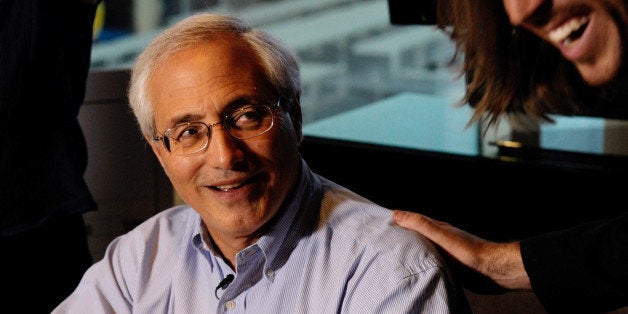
[548,16,590,47]
[212,175,257,191]
[214,183,243,191]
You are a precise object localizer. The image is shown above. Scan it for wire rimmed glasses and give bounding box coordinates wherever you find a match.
[153,101,280,156]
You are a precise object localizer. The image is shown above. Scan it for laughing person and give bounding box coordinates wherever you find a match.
[394,0,628,313]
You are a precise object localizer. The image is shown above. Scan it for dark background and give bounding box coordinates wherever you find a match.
[300,136,628,241]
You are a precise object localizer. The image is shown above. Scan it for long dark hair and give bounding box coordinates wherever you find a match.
[437,0,607,128]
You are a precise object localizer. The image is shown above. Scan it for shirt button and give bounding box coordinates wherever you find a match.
[266,269,275,278]
[225,300,236,310]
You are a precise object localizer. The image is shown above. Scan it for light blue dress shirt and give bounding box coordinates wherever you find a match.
[54,159,471,313]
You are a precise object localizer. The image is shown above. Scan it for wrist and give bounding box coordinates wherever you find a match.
[486,241,532,290]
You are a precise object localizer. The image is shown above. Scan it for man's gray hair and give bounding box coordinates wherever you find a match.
[128,13,302,138]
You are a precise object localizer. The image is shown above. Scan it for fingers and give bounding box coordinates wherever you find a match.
[392,209,487,267]
[392,209,504,293]
[392,210,437,232]
[392,209,531,291]
[392,209,470,248]
[392,210,442,240]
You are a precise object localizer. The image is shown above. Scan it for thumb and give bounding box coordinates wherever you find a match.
[393,209,434,230]
[392,209,458,247]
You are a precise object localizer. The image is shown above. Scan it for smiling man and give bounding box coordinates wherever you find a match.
[52,13,471,313]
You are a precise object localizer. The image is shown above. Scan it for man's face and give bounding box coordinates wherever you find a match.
[503,0,626,86]
[147,35,301,244]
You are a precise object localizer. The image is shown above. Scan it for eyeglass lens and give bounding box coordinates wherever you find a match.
[163,104,275,155]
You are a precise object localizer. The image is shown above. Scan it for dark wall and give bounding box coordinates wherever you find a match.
[300,136,628,241]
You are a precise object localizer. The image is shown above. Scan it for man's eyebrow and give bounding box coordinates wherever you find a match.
[228,96,261,106]
[164,96,268,126]
[168,113,204,127]
[224,96,269,111]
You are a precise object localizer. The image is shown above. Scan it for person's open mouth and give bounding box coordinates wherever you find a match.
[548,16,590,47]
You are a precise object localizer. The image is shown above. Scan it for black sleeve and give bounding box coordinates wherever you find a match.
[520,212,628,313]
[0,0,100,234]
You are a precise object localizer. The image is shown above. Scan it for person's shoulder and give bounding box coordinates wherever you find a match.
[134,203,196,230]
[320,178,441,260]
[99,205,199,270]
[121,204,198,248]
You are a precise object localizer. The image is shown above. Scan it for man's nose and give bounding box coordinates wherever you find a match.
[205,127,245,169]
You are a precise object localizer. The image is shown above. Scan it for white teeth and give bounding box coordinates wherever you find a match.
[548,16,589,45]
[216,183,240,191]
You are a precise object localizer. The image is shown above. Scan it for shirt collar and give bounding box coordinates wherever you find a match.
[191,157,323,272]
[256,158,323,271]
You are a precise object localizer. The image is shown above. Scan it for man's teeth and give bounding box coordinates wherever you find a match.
[216,183,241,191]
[548,16,589,46]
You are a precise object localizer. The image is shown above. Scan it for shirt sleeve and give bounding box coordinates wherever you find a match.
[368,266,471,313]
[52,235,137,314]
[520,212,628,313]
[339,244,473,313]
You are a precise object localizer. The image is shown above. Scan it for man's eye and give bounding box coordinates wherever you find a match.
[235,110,262,123]
[176,126,202,140]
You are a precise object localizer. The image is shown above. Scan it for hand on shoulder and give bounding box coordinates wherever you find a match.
[392,210,532,293]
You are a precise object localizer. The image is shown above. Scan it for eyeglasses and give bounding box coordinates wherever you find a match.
[153,101,280,156]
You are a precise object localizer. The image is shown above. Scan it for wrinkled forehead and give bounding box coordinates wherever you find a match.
[147,37,276,127]
[152,34,265,83]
